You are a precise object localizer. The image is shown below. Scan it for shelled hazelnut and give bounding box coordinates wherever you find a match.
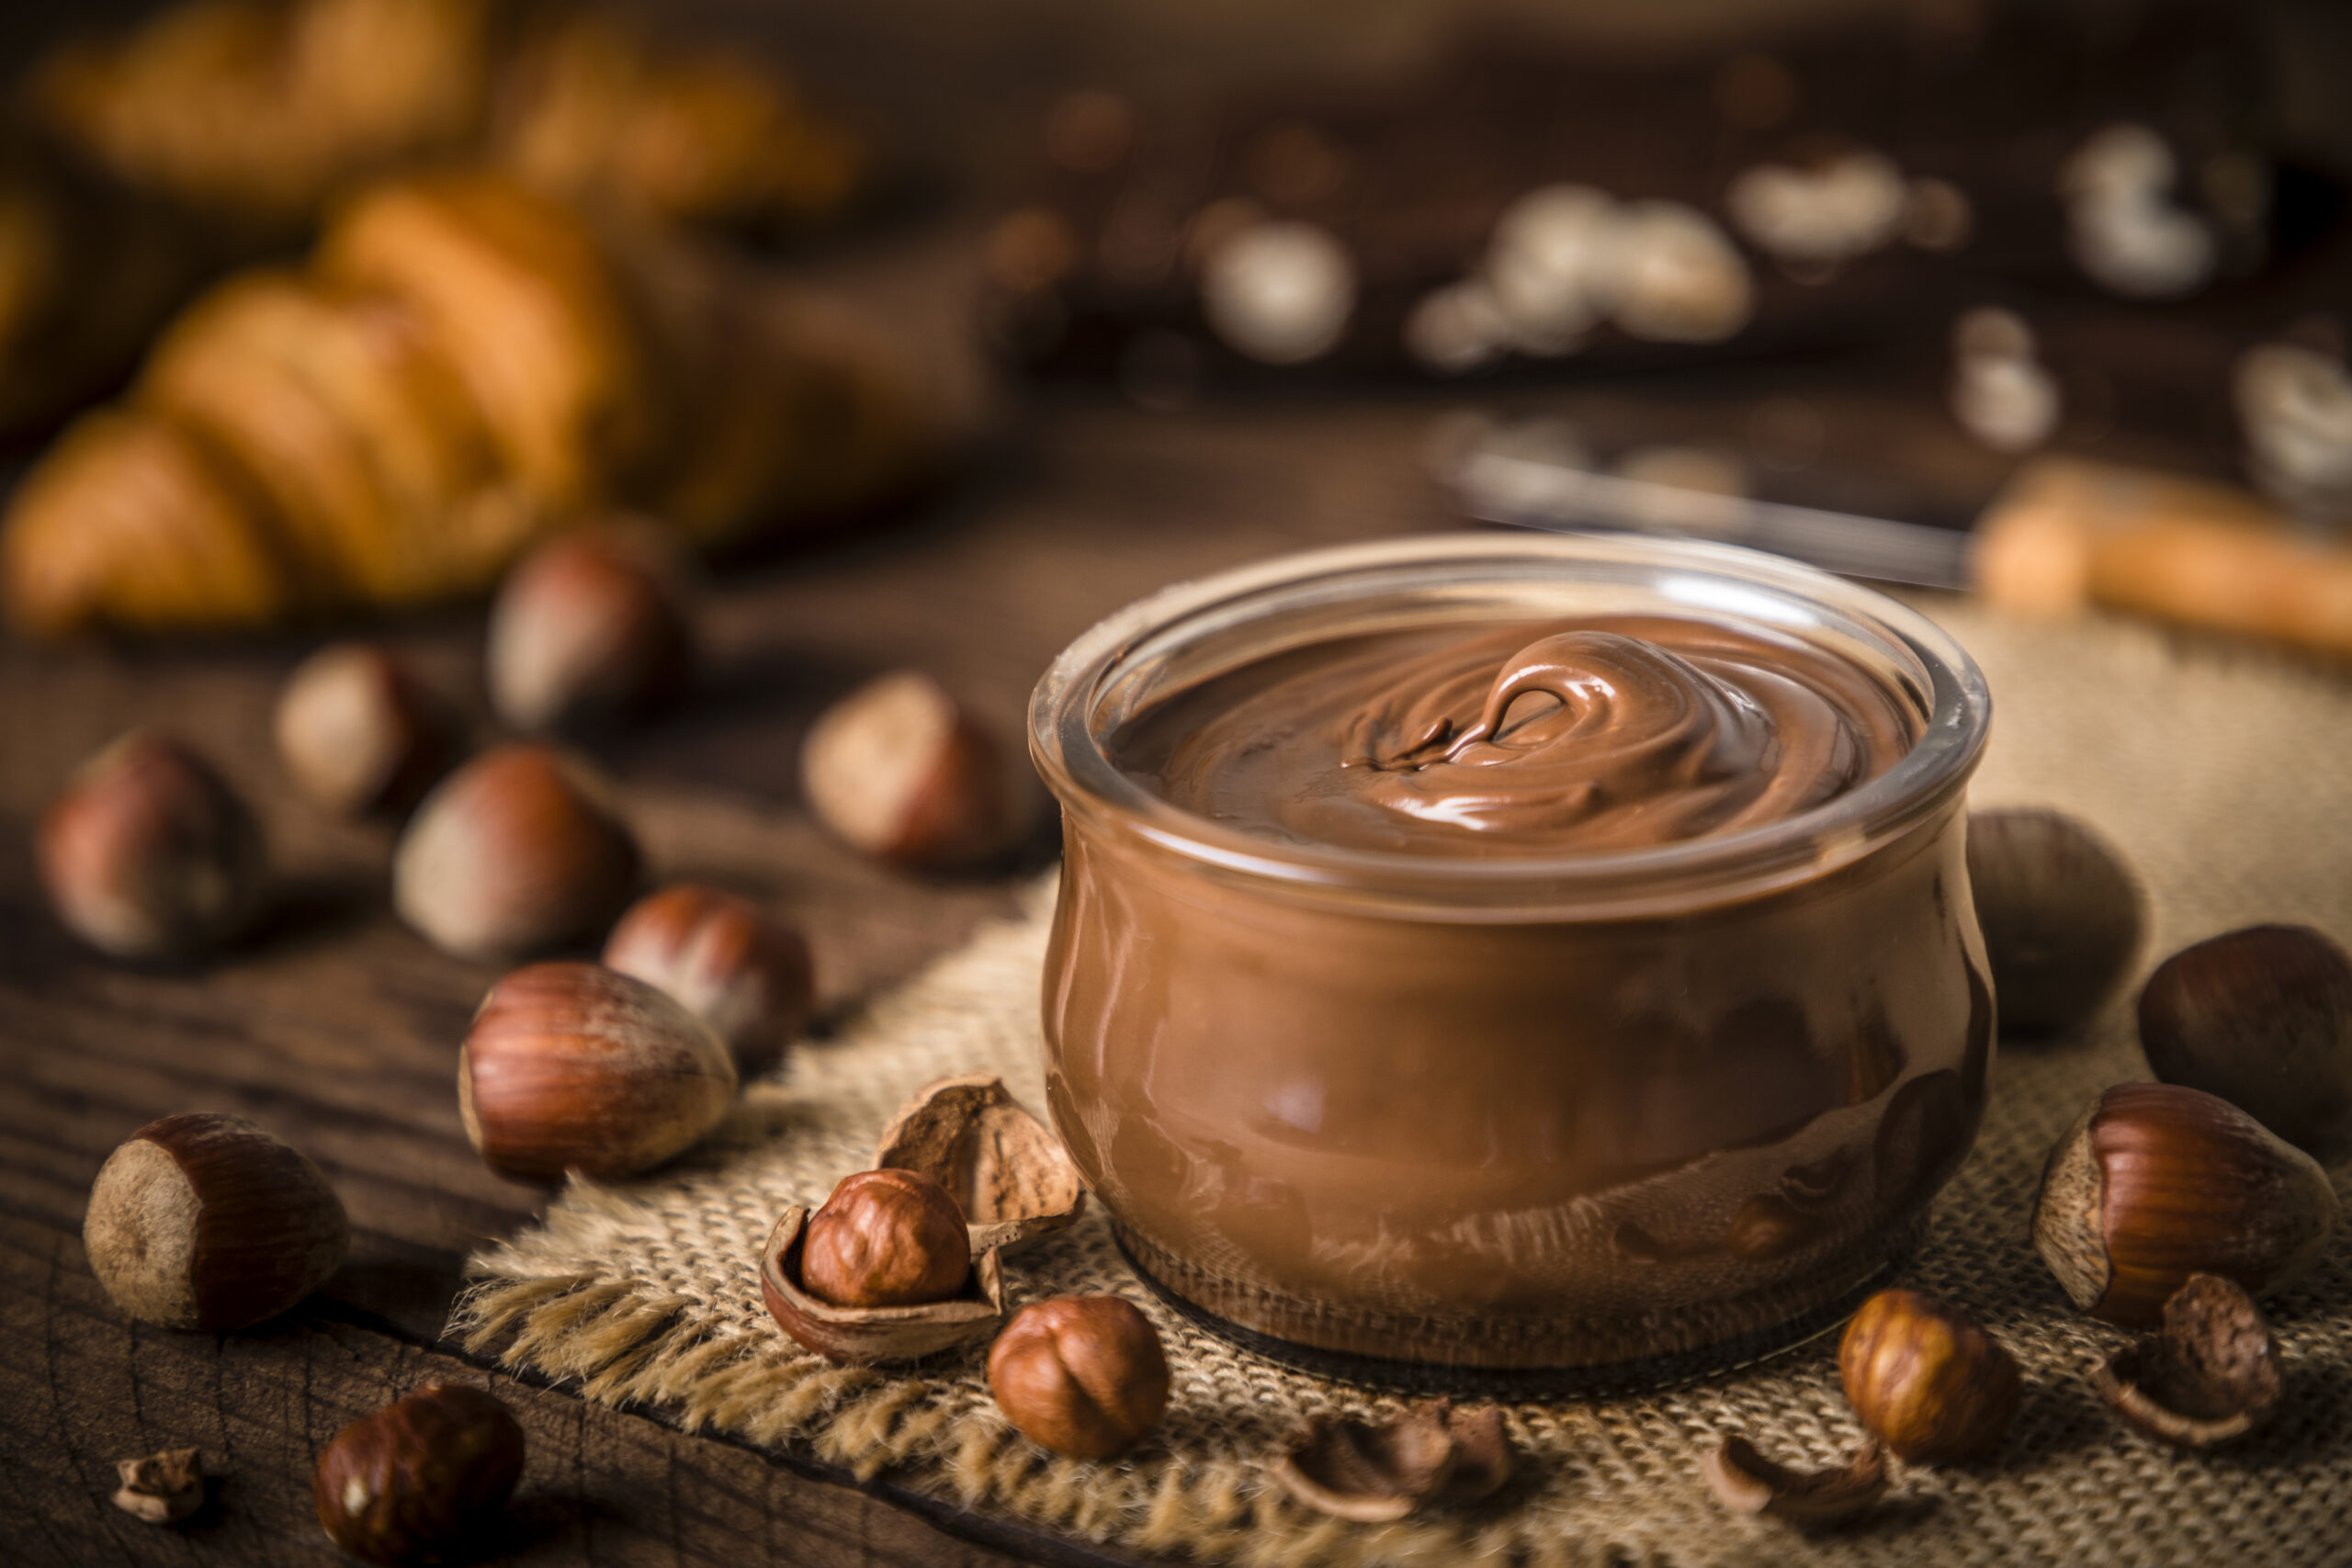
[274,643,454,818]
[758,1204,1003,1364]
[1271,1401,1513,1522]
[485,525,694,734]
[313,1383,526,1565]
[83,1111,348,1332]
[392,744,639,959]
[602,885,814,1077]
[39,730,266,961]
[2138,925,2352,1161]
[2033,1081,2337,1326]
[1966,808,2143,1036]
[800,1168,970,1309]
[1837,1288,2020,1463]
[458,963,738,1181]
[800,672,1022,871]
[988,1295,1170,1461]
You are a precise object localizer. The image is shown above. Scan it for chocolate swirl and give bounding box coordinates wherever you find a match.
[1115,616,1915,856]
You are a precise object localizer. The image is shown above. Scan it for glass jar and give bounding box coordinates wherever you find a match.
[1028,534,1994,1387]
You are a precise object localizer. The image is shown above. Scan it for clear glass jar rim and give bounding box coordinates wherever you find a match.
[1029,533,1991,913]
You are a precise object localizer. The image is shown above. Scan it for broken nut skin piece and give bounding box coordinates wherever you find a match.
[800,1168,971,1308]
[1838,1288,2020,1463]
[988,1295,1170,1461]
[1702,1436,1887,1525]
[873,1073,1086,1253]
[313,1384,526,1566]
[2033,1081,2338,1327]
[2095,1273,2281,1449]
[759,1205,1004,1364]
[113,1448,204,1524]
[1271,1400,1516,1523]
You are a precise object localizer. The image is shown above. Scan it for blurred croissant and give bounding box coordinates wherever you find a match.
[1,170,923,637]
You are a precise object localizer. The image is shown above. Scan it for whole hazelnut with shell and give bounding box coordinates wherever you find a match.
[393,743,639,959]
[1966,808,2143,1037]
[313,1383,526,1565]
[800,671,1020,871]
[2138,924,2352,1162]
[274,642,453,818]
[39,729,266,961]
[988,1295,1170,1461]
[1838,1288,2020,1463]
[602,885,814,1076]
[800,1168,970,1308]
[458,962,738,1181]
[485,525,694,734]
[84,1111,348,1332]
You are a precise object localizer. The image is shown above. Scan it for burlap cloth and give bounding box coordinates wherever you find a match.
[456,598,2352,1567]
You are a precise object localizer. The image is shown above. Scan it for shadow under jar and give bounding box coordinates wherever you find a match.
[1030,535,1994,1391]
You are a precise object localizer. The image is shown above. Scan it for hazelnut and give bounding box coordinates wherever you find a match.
[758,1205,1004,1364]
[1965,808,2143,1037]
[274,643,454,818]
[458,962,738,1181]
[987,1295,1170,1461]
[602,885,814,1077]
[1702,1436,1886,1525]
[2138,925,2352,1161]
[1271,1401,1513,1522]
[83,1111,349,1332]
[800,672,1020,871]
[2032,1081,2337,1326]
[393,744,639,959]
[1837,1288,2020,1463]
[39,730,266,961]
[485,525,694,734]
[872,1074,1087,1253]
[2094,1273,2280,1449]
[313,1383,526,1565]
[112,1448,204,1524]
[800,1168,970,1308]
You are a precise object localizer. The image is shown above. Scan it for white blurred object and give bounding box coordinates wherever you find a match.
[1199,220,1356,364]
[1483,183,1622,350]
[2236,343,2352,522]
[1950,307,2061,454]
[1725,151,1906,266]
[1609,202,1753,344]
[1903,177,1973,252]
[2060,124,2216,299]
[1402,281,1512,375]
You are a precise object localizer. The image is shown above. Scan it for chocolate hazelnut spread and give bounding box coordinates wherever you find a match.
[1032,539,1994,1380]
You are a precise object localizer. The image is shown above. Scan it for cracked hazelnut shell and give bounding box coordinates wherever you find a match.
[2033,1081,2337,1326]
[2138,924,2352,1162]
[313,1383,526,1565]
[459,962,738,1181]
[84,1111,348,1332]
[1837,1288,2020,1463]
[1271,1401,1514,1522]
[988,1295,1170,1461]
[758,1205,1003,1364]
[602,884,814,1076]
[799,1168,971,1308]
[2094,1273,2280,1448]
[113,1448,203,1524]
[1966,808,2143,1037]
[800,671,1019,870]
[486,525,693,734]
[275,643,453,818]
[393,743,639,959]
[1702,1437,1886,1525]
[873,1074,1086,1253]
[40,730,266,961]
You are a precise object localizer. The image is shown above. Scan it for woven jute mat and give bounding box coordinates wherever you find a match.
[455,598,2352,1567]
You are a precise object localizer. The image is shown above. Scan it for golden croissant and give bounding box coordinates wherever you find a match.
[1,170,924,637]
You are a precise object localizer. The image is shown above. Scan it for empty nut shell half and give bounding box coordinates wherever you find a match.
[758,1206,1003,1365]
[2094,1273,2281,1448]
[873,1074,1086,1253]
[1702,1437,1887,1525]
[1270,1401,1514,1522]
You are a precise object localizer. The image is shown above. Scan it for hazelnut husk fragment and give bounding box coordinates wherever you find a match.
[39,730,266,961]
[458,963,738,1181]
[758,1206,1003,1365]
[2093,1273,2280,1449]
[274,643,454,818]
[1837,1288,2020,1463]
[2138,924,2352,1162]
[1271,1401,1514,1523]
[84,1111,349,1332]
[988,1295,1170,1461]
[112,1448,204,1524]
[2032,1081,2338,1327]
[800,1168,971,1308]
[1966,808,2143,1037]
[873,1074,1086,1253]
[313,1383,526,1566]
[800,672,1020,871]
[1702,1437,1886,1525]
[393,743,639,959]
[485,525,694,734]
[602,885,814,1077]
